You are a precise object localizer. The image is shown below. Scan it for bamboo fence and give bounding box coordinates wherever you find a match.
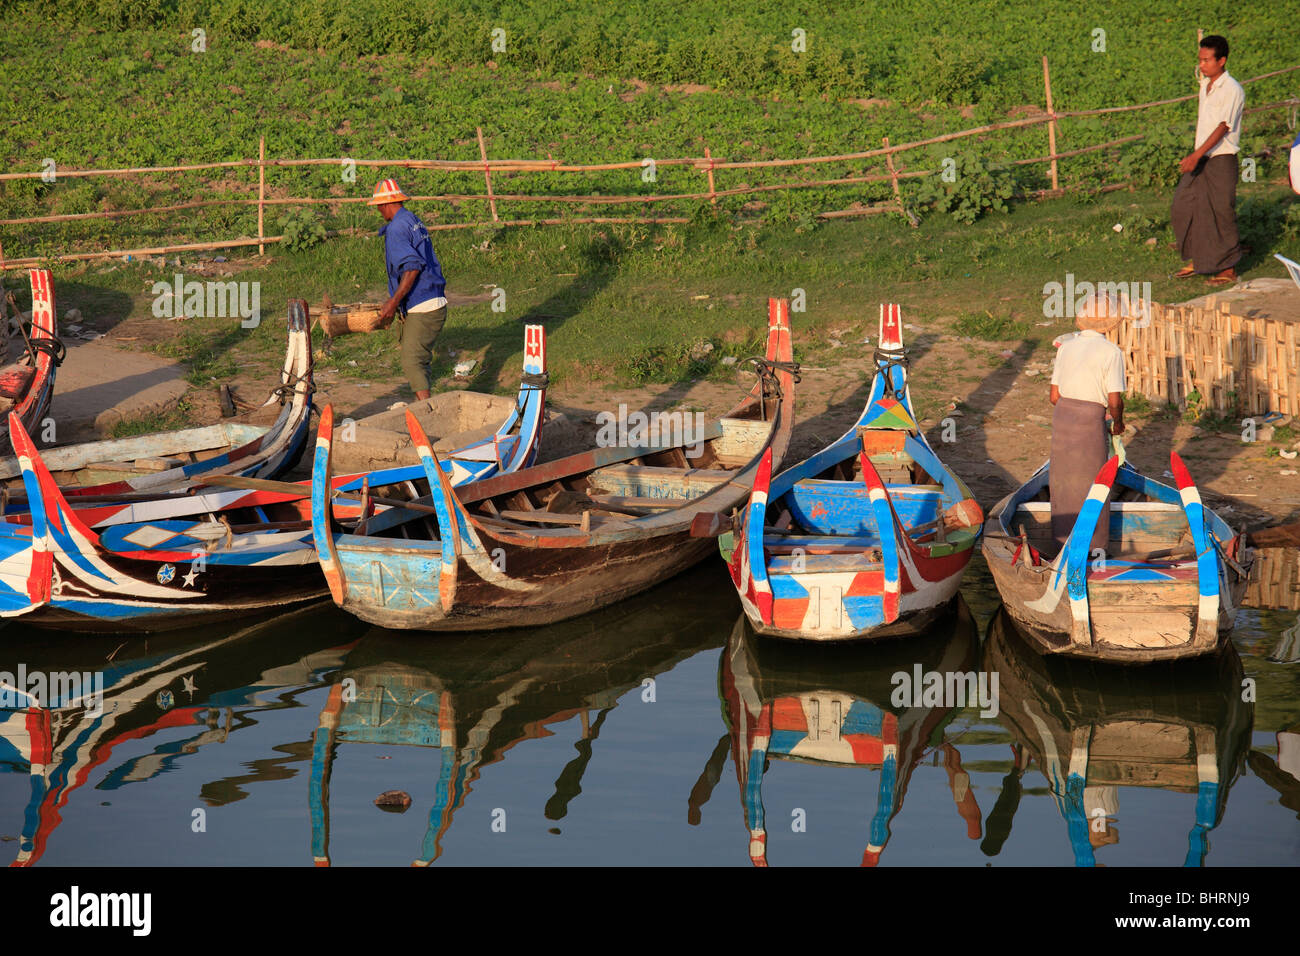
[1108,298,1300,417]
[1,59,1298,271]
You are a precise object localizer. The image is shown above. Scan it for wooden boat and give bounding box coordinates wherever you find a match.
[0,322,548,531]
[311,298,797,631]
[307,564,735,865]
[0,269,60,452]
[0,603,366,866]
[984,608,1252,866]
[0,327,549,631]
[0,412,326,631]
[720,598,982,865]
[981,450,1253,662]
[725,304,982,641]
[0,298,314,499]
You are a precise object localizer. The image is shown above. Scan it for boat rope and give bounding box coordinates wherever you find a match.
[744,356,802,402]
[506,371,550,428]
[873,347,909,400]
[1209,531,1249,579]
[17,318,67,367]
[271,367,312,404]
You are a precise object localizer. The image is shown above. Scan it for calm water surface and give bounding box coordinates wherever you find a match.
[2,554,1297,866]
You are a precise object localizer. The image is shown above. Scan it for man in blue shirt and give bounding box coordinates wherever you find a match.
[370,178,447,400]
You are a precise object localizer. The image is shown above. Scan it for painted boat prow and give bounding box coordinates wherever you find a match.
[406,409,460,611]
[726,302,979,641]
[311,404,346,605]
[982,449,1251,662]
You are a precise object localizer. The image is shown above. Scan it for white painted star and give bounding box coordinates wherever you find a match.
[182,675,197,699]
[183,567,199,587]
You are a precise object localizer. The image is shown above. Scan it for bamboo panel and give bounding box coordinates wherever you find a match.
[1245,546,1300,611]
[1108,303,1300,419]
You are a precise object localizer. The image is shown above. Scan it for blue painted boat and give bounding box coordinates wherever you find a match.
[311,298,796,631]
[725,304,982,641]
[0,299,314,499]
[981,448,1254,662]
[0,326,548,631]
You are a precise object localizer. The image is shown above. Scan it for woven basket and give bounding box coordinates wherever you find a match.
[317,304,390,337]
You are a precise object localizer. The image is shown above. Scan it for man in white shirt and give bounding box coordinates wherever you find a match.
[1049,299,1127,554]
[1171,35,1245,285]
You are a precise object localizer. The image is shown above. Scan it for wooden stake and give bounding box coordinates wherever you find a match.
[883,137,902,208]
[704,146,717,205]
[257,135,266,256]
[477,127,498,222]
[1042,56,1060,191]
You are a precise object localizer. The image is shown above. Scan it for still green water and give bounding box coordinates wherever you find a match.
[2,554,1296,866]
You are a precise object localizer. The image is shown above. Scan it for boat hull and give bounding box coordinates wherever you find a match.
[983,550,1245,662]
[332,529,718,631]
[744,582,965,643]
[980,455,1253,663]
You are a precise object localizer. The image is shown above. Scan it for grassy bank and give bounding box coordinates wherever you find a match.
[1,1,1297,259]
[11,182,1295,420]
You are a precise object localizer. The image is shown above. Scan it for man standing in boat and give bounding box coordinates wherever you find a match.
[370,178,448,401]
[1048,299,1126,555]
[1171,34,1245,286]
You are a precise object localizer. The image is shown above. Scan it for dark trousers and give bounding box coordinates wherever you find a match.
[1050,397,1111,555]
[1171,154,1243,274]
[398,306,447,393]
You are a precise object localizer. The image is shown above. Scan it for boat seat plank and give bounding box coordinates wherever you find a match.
[768,551,883,573]
[712,417,773,462]
[496,508,629,526]
[765,534,882,554]
[587,463,735,500]
[85,457,186,474]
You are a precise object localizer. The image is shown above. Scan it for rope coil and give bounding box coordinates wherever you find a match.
[744,356,801,403]
[873,347,909,400]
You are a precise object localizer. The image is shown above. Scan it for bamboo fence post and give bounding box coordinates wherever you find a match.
[1042,56,1060,191]
[704,146,717,205]
[1285,323,1296,416]
[257,135,266,256]
[477,127,498,222]
[883,137,903,210]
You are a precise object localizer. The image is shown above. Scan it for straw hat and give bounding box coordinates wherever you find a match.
[1075,289,1142,333]
[367,178,409,205]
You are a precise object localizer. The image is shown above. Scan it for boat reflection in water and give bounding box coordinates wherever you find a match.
[983,608,1253,866]
[0,602,365,866]
[308,566,736,865]
[720,597,984,865]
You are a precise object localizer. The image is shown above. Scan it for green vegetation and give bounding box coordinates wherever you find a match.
[2,1,1297,255]
[9,176,1291,397]
[107,399,194,438]
[1,3,1297,401]
[277,209,327,252]
[953,310,1030,340]
[914,157,1020,224]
